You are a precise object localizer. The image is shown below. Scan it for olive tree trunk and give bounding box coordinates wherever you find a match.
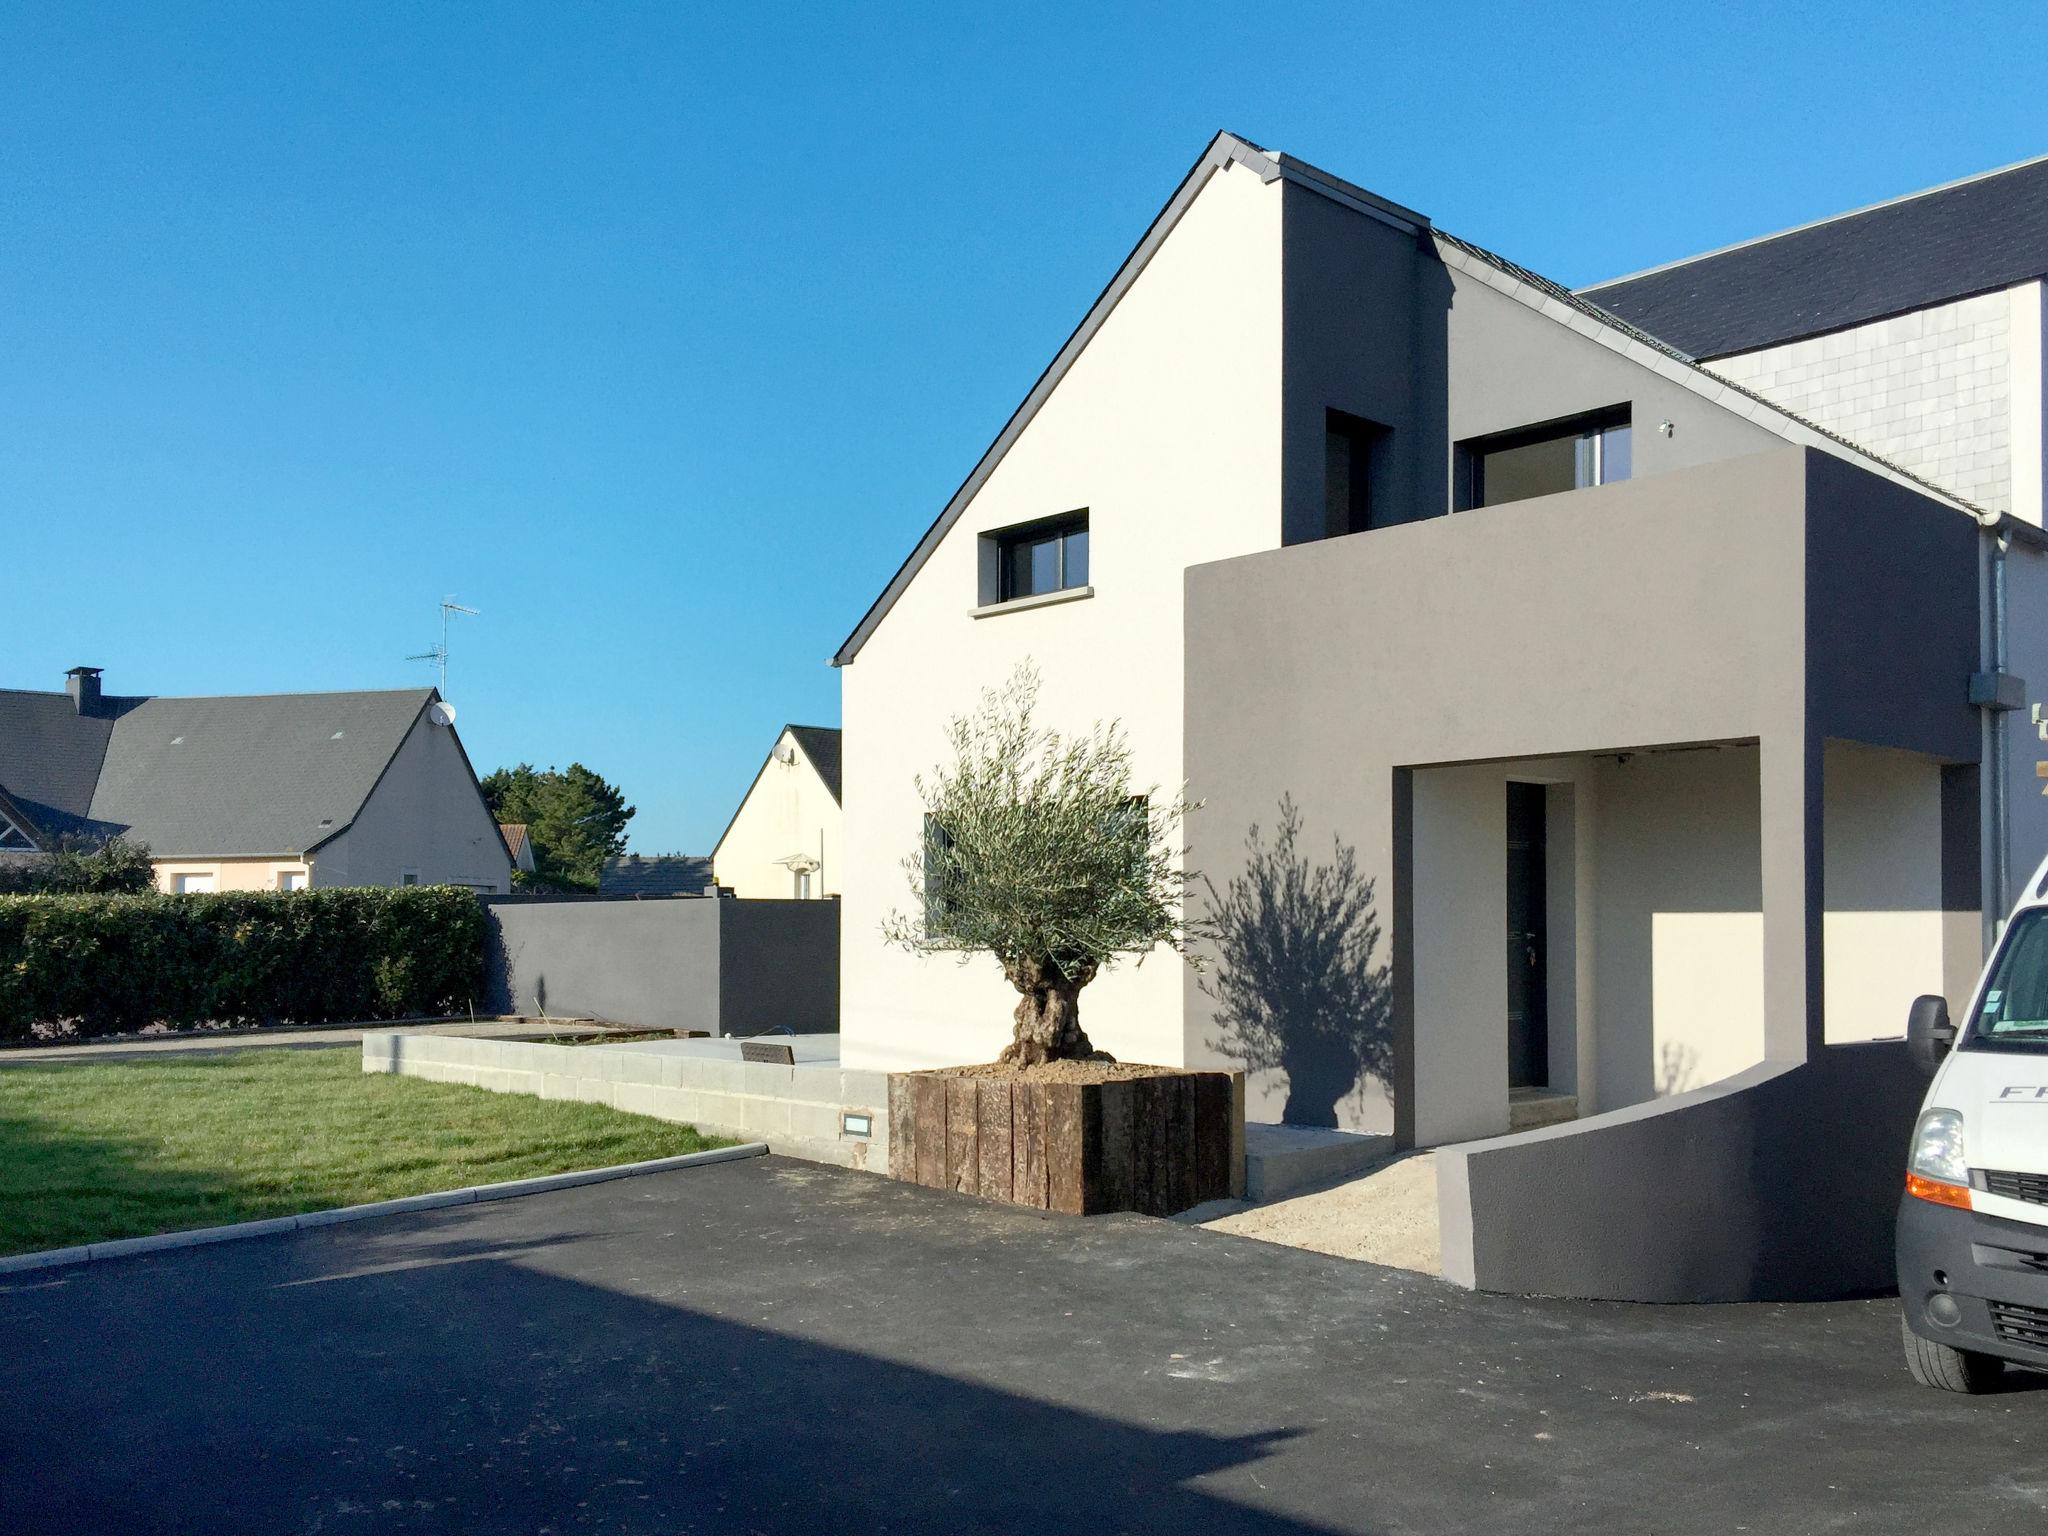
[998,956,1100,1066]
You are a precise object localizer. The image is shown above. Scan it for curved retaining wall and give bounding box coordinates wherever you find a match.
[1435,1041,1928,1302]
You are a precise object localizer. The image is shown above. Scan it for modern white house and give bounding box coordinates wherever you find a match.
[0,668,512,894]
[711,725,842,899]
[830,134,2048,1299]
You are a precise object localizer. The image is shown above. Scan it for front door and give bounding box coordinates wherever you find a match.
[1506,782,1549,1089]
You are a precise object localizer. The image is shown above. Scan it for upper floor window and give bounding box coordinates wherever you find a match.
[1458,408,1631,511]
[995,514,1089,603]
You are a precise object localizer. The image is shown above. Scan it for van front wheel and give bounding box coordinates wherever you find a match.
[1902,1315,2002,1393]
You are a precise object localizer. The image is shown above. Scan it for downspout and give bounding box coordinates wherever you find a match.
[1972,519,2022,946]
[1994,530,2011,933]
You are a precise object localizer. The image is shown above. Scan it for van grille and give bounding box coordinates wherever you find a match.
[1990,1300,2048,1352]
[1980,1169,2048,1206]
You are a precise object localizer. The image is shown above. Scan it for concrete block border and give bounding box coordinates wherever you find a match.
[0,1142,767,1278]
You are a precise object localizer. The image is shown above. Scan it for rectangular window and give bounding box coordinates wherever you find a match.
[995,514,1089,602]
[277,870,307,892]
[1460,409,1631,511]
[173,872,216,894]
[401,869,420,887]
[922,815,956,938]
[1324,410,1391,537]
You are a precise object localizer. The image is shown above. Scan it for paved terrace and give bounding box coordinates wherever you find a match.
[2,1155,2042,1534]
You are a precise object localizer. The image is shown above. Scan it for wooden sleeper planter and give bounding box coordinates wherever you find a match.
[887,1066,1245,1217]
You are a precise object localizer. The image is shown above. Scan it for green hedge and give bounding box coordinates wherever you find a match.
[0,886,489,1041]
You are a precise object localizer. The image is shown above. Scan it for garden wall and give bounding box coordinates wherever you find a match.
[483,896,838,1036]
[365,1032,886,1170]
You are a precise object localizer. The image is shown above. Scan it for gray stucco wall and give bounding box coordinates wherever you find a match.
[1437,1042,1929,1302]
[484,897,839,1035]
[1184,447,1817,1135]
[1184,446,1985,1298]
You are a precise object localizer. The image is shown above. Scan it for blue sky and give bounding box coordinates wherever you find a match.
[5,2,2042,851]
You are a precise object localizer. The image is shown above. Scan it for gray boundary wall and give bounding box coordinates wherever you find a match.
[1436,1041,1928,1302]
[365,1032,887,1171]
[482,897,838,1035]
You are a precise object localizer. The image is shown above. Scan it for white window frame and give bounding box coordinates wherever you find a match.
[173,872,217,894]
[0,810,34,851]
[277,869,308,892]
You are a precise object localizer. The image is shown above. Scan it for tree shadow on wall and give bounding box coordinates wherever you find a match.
[1198,797,1393,1128]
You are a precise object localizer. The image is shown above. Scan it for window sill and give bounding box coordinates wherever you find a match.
[970,585,1095,620]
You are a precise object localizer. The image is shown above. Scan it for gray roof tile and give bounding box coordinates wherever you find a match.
[1582,156,2048,359]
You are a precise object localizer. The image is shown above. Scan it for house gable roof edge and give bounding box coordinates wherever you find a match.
[832,131,1312,667]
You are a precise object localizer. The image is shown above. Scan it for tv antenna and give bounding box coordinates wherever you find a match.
[406,597,480,692]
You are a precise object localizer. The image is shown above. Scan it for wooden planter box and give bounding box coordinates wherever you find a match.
[887,1067,1245,1217]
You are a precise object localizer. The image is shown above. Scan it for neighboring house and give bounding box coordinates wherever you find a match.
[600,853,715,897]
[0,667,513,894]
[830,131,2048,1174]
[500,822,536,874]
[711,725,843,898]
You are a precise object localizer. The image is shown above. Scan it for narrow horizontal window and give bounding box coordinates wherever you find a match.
[1459,408,1631,511]
[990,514,1089,603]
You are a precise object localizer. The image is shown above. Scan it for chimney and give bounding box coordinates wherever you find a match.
[65,666,103,716]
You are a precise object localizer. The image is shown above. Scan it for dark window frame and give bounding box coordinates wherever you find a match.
[1324,409,1393,539]
[1455,405,1632,512]
[991,512,1090,604]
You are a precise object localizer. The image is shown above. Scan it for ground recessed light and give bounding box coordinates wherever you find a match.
[841,1112,872,1138]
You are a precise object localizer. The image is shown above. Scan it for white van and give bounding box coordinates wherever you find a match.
[1898,857,2048,1391]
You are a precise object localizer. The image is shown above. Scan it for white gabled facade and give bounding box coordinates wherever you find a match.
[837,151,1287,1071]
[712,727,844,899]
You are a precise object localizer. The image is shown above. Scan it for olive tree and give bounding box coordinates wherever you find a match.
[883,665,1195,1066]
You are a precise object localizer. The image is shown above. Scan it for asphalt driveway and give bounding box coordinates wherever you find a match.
[2,1155,2043,1535]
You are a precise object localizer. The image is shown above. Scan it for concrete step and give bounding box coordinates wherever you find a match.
[1244,1122,1398,1203]
[1509,1088,1578,1132]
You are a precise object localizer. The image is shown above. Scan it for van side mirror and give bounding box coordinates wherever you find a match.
[1907,994,1956,1074]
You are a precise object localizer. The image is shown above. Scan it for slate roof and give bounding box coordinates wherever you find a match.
[786,726,842,804]
[86,689,437,858]
[1581,154,2048,360]
[599,854,715,897]
[0,687,140,839]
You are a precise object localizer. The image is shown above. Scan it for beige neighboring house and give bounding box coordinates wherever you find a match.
[711,725,842,899]
[0,667,513,894]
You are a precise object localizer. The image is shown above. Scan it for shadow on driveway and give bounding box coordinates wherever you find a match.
[1,1156,2043,1535]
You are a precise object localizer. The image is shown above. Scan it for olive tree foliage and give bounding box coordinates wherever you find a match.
[882,665,1198,1066]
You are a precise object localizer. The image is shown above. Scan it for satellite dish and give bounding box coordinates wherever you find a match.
[429,701,458,727]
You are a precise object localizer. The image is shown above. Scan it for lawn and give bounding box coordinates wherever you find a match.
[0,1046,727,1256]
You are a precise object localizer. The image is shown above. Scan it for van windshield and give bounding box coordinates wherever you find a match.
[1965,908,2048,1054]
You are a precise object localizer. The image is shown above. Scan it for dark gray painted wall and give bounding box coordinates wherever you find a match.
[1438,1043,1929,1302]
[1280,184,1450,544]
[1804,450,1981,761]
[484,898,839,1035]
[719,900,841,1035]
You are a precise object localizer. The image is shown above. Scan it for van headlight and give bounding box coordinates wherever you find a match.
[1910,1109,1968,1185]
